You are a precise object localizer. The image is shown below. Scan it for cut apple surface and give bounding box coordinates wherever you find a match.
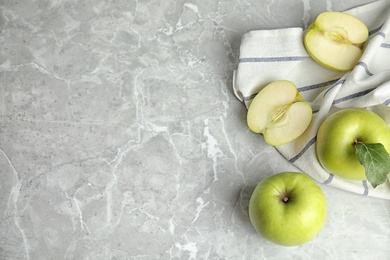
[304,12,368,71]
[247,80,312,146]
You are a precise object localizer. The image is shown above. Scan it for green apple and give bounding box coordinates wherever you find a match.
[304,12,368,71]
[247,80,312,146]
[316,108,390,180]
[249,172,327,246]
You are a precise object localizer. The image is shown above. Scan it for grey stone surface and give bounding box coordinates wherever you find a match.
[1,0,389,259]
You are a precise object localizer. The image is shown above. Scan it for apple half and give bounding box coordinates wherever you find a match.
[304,12,368,71]
[247,80,312,146]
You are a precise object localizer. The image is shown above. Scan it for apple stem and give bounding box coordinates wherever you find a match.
[282,196,289,203]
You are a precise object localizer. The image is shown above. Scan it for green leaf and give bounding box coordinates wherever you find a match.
[355,142,390,188]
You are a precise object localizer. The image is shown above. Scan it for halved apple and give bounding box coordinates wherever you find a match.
[304,12,368,71]
[247,80,312,146]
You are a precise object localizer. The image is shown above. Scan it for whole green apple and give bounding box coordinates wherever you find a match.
[249,172,327,246]
[316,108,390,180]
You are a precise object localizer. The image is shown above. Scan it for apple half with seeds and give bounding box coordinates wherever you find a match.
[304,12,368,71]
[247,80,312,146]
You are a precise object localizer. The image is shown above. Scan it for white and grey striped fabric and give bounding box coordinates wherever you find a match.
[233,0,390,200]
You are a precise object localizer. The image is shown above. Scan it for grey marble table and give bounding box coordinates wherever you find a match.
[1,0,389,259]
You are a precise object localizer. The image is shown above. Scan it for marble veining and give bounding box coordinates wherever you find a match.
[1,0,389,259]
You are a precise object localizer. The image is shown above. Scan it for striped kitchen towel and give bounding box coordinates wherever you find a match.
[233,0,390,200]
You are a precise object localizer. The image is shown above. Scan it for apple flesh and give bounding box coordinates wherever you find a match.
[247,80,312,146]
[249,172,327,246]
[304,12,368,71]
[316,108,390,180]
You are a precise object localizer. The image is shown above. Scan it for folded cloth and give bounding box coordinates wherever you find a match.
[233,0,390,200]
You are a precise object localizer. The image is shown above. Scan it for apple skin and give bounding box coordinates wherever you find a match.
[249,172,327,247]
[316,108,390,180]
